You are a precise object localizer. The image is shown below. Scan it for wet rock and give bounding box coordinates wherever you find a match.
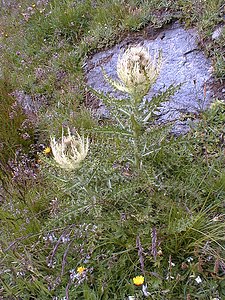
[85,22,213,133]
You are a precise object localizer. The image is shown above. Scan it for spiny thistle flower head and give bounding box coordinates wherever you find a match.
[50,127,89,170]
[111,45,161,98]
[210,99,224,110]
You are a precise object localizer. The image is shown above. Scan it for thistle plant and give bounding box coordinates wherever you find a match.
[50,127,89,170]
[112,46,161,99]
[102,45,163,170]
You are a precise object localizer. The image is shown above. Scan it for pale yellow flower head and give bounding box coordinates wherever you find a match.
[50,127,89,170]
[114,46,161,98]
[210,99,224,110]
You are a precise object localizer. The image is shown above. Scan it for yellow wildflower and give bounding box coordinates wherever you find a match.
[43,147,51,154]
[32,4,36,8]
[133,275,144,286]
[77,266,86,274]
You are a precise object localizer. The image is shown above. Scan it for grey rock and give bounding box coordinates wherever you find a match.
[85,23,213,134]
[92,105,110,119]
[11,90,46,120]
[212,26,224,40]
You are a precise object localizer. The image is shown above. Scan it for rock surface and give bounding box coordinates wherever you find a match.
[212,25,224,40]
[85,22,214,133]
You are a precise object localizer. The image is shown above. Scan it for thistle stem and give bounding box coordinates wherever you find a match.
[130,98,142,171]
[133,125,141,171]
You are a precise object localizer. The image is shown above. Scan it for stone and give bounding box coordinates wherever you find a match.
[212,26,224,40]
[10,90,47,122]
[85,22,214,133]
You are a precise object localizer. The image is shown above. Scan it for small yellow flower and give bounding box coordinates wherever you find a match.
[4,33,8,38]
[77,266,86,274]
[133,275,144,286]
[32,4,36,8]
[43,147,51,154]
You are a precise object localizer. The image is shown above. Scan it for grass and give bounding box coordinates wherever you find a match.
[0,0,225,299]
